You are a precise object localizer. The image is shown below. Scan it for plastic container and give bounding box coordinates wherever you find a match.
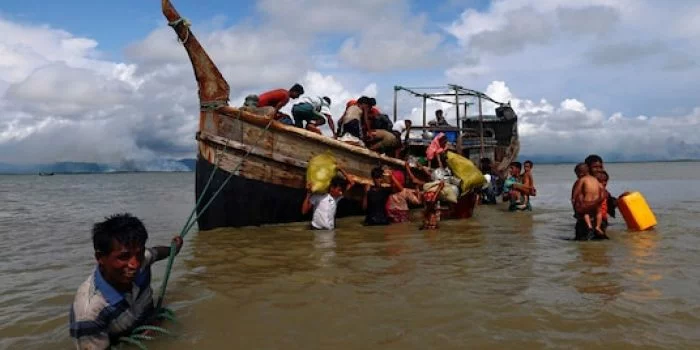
[444,131,458,143]
[617,191,657,231]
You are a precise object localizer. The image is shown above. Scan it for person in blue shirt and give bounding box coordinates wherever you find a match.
[69,213,183,349]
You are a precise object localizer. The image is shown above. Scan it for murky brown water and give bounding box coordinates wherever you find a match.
[2,163,700,349]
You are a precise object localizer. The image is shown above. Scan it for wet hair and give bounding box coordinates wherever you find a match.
[524,160,533,167]
[574,162,587,175]
[329,176,346,189]
[510,161,522,170]
[93,213,148,255]
[596,170,609,182]
[322,96,331,105]
[584,154,603,168]
[357,96,372,105]
[290,83,304,95]
[371,167,384,179]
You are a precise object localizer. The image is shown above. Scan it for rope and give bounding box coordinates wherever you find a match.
[115,112,277,349]
[168,17,191,44]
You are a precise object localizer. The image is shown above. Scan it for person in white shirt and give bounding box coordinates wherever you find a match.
[292,96,334,135]
[390,119,413,157]
[392,119,412,141]
[301,167,356,230]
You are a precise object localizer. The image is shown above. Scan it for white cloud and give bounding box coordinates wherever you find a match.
[337,14,444,71]
[1,1,700,167]
[257,0,447,72]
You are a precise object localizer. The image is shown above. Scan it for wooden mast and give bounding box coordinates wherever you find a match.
[162,0,230,106]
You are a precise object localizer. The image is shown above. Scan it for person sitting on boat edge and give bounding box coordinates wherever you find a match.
[70,213,183,349]
[292,96,334,135]
[302,167,355,230]
[365,108,401,156]
[363,166,404,226]
[428,109,451,127]
[257,83,305,124]
[337,96,374,146]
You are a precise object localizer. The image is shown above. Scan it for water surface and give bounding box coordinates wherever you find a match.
[1,162,699,349]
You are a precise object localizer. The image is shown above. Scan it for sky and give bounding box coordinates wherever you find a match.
[1,0,699,165]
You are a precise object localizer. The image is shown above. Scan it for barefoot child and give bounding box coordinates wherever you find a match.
[573,167,605,237]
[595,170,611,233]
[570,162,589,210]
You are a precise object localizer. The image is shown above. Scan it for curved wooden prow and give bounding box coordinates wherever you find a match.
[162,0,230,106]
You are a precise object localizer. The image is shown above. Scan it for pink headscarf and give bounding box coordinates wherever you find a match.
[426,133,448,161]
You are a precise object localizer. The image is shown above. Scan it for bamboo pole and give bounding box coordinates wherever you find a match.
[455,86,462,155]
[478,96,484,159]
[422,94,427,128]
[393,86,398,122]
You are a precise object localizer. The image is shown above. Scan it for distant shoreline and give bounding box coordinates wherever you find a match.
[0,170,195,175]
[1,159,697,175]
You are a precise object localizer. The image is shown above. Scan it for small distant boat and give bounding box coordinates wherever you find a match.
[38,172,55,176]
[162,0,519,230]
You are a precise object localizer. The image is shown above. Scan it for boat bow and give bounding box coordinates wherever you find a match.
[162,0,230,107]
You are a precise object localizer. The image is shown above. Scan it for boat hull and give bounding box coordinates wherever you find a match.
[195,153,365,230]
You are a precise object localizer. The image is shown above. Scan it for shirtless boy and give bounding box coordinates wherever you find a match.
[570,163,588,208]
[572,166,605,236]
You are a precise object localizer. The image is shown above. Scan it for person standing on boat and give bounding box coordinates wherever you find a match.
[69,213,183,349]
[302,168,355,230]
[257,83,305,124]
[291,96,334,135]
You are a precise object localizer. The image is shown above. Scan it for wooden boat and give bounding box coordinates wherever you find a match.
[161,0,519,230]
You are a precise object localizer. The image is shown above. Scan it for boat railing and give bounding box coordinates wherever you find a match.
[406,126,497,139]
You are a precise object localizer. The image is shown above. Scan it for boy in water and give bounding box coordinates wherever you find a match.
[522,160,537,202]
[596,170,611,232]
[570,162,588,208]
[302,168,355,230]
[572,164,606,238]
[70,214,183,349]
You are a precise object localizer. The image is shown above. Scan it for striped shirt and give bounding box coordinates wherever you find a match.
[69,248,157,349]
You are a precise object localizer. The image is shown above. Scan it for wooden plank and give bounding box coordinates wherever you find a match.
[199,132,308,168]
[198,140,375,188]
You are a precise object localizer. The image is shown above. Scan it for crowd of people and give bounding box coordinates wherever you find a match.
[302,160,462,231]
[244,83,436,158]
[65,81,627,349]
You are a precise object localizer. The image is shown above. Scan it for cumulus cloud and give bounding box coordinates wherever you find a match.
[556,6,621,35]
[1,1,700,167]
[484,81,700,161]
[257,0,448,72]
[447,2,622,55]
[587,41,665,66]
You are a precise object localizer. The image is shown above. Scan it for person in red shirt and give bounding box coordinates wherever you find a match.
[257,84,304,124]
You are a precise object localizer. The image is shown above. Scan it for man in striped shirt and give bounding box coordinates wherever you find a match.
[69,213,183,349]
